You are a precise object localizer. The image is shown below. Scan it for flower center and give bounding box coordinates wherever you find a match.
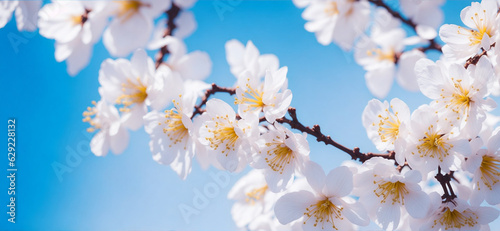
[432,207,478,229]
[373,180,408,205]
[264,141,294,174]
[467,11,492,46]
[366,48,395,62]
[116,0,149,22]
[205,116,239,155]
[235,81,265,113]
[478,155,500,190]
[445,78,473,120]
[116,77,148,112]
[82,101,100,133]
[415,128,453,162]
[245,185,268,205]
[324,2,339,16]
[304,198,343,230]
[162,108,189,148]
[376,109,401,144]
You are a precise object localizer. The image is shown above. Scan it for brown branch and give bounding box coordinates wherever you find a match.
[435,167,457,203]
[368,0,442,52]
[276,108,396,163]
[191,84,236,118]
[154,3,181,69]
[464,42,496,69]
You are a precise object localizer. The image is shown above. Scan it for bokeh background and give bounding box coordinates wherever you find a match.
[1,0,497,230]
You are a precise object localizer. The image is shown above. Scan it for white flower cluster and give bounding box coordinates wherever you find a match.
[3,0,500,230]
[13,0,197,76]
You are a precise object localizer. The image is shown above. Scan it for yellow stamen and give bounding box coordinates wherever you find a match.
[82,101,100,133]
[324,2,339,16]
[376,108,401,144]
[116,0,149,22]
[373,179,408,205]
[235,80,265,113]
[116,77,148,112]
[264,137,294,174]
[245,185,268,205]
[162,105,189,149]
[205,116,239,155]
[432,207,478,229]
[478,155,500,190]
[304,198,343,230]
[414,126,453,162]
[366,48,395,62]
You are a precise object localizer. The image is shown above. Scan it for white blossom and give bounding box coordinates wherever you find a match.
[198,99,259,172]
[0,0,41,31]
[405,104,471,175]
[228,169,280,229]
[274,162,369,230]
[439,0,499,61]
[415,57,497,137]
[354,158,430,230]
[225,39,279,79]
[103,0,170,57]
[362,98,410,164]
[252,123,310,192]
[416,197,499,231]
[235,67,292,123]
[38,1,108,75]
[465,127,500,206]
[297,0,370,49]
[98,49,159,130]
[144,93,197,180]
[82,100,129,156]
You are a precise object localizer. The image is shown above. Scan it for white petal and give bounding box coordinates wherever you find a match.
[404,190,430,218]
[274,191,315,225]
[325,166,353,197]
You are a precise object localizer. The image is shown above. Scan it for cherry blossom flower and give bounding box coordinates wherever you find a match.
[355,8,422,98]
[465,127,500,206]
[225,39,279,79]
[144,93,197,179]
[415,57,497,137]
[82,100,129,157]
[98,49,160,130]
[439,0,499,61]
[362,98,410,165]
[354,158,430,230]
[198,99,259,172]
[38,1,108,75]
[416,197,499,231]
[0,0,41,31]
[252,123,310,192]
[235,67,292,123]
[228,169,280,229]
[405,104,471,175]
[103,0,170,57]
[274,162,369,230]
[297,0,370,49]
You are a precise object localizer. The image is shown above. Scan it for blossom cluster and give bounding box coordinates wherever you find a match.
[2,0,500,230]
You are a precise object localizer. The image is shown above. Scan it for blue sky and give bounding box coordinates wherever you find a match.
[1,0,498,230]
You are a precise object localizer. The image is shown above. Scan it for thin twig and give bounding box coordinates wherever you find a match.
[154,3,181,69]
[464,42,496,69]
[191,84,236,118]
[276,108,396,163]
